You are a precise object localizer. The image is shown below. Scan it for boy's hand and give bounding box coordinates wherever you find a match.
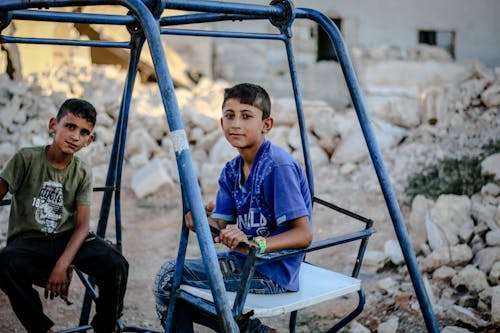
[217,224,249,251]
[185,200,215,232]
[45,263,70,301]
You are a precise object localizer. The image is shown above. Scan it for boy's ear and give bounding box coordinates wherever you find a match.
[85,133,95,147]
[262,117,274,133]
[48,117,57,135]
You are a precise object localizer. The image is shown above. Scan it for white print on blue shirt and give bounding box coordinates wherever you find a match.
[236,210,267,229]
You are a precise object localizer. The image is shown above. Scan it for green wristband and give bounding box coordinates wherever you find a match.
[253,236,266,254]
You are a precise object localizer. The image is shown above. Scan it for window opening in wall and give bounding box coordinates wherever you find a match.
[317,18,342,62]
[419,30,455,58]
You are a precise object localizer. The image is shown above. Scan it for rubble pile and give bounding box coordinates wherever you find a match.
[0,60,499,331]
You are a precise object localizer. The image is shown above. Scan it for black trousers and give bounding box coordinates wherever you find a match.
[0,232,129,333]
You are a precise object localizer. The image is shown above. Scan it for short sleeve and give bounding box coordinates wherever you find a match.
[0,151,26,194]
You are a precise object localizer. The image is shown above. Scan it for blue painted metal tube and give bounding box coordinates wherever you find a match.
[283,37,314,196]
[0,1,117,11]
[326,289,366,333]
[160,27,285,40]
[296,8,440,333]
[165,191,191,333]
[80,23,144,329]
[164,0,281,17]
[118,0,238,331]
[0,35,129,48]
[12,9,135,25]
[160,13,263,26]
[112,33,145,253]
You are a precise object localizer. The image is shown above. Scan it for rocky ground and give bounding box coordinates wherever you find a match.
[0,58,499,332]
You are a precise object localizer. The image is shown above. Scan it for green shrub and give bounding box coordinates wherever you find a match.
[405,139,499,202]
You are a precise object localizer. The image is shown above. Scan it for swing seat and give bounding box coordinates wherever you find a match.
[180,262,361,317]
[175,196,375,332]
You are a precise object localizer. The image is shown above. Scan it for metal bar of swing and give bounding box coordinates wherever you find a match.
[79,26,145,328]
[295,7,440,333]
[118,0,240,331]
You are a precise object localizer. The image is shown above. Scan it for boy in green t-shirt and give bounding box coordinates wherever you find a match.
[0,98,128,333]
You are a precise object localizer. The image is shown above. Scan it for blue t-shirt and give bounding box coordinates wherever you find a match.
[212,140,312,291]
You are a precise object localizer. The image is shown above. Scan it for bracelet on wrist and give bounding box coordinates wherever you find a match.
[252,236,267,254]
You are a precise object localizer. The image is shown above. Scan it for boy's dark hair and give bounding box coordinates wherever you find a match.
[223,83,271,119]
[57,98,97,126]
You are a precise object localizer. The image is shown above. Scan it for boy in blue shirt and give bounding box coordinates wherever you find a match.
[153,83,312,332]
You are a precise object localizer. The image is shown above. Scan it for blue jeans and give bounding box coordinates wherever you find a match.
[153,252,286,332]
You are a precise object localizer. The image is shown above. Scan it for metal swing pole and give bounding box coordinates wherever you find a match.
[297,8,440,333]
[117,1,239,331]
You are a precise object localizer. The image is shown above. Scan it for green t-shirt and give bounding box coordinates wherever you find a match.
[0,146,93,240]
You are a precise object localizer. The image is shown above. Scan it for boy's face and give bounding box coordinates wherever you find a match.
[48,113,94,155]
[221,98,273,150]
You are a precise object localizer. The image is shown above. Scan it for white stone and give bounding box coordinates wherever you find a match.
[451,265,489,293]
[473,247,500,273]
[481,84,500,108]
[131,158,174,199]
[333,117,406,164]
[432,266,456,281]
[486,230,500,246]
[376,276,398,295]
[377,316,398,333]
[407,195,433,250]
[481,182,500,197]
[271,98,301,127]
[93,125,114,146]
[264,126,290,153]
[481,153,500,182]
[365,95,422,128]
[349,320,370,333]
[209,136,238,164]
[492,286,500,326]
[384,239,404,265]
[199,162,225,195]
[447,305,489,328]
[489,261,500,285]
[363,250,387,271]
[96,112,114,128]
[427,194,474,250]
[471,200,499,231]
[126,128,161,157]
[188,108,219,133]
[293,145,329,172]
[420,244,473,272]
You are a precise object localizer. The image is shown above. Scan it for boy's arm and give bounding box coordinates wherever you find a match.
[45,204,90,300]
[254,216,312,253]
[218,217,311,253]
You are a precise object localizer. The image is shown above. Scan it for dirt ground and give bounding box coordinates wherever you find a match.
[0,166,441,333]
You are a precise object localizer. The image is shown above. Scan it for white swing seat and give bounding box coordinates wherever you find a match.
[179,262,361,317]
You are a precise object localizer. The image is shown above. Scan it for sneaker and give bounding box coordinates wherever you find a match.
[239,317,277,333]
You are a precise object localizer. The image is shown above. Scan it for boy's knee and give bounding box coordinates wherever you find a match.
[153,260,176,295]
[109,252,129,276]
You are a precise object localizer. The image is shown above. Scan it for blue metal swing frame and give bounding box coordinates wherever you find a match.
[0,1,440,332]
